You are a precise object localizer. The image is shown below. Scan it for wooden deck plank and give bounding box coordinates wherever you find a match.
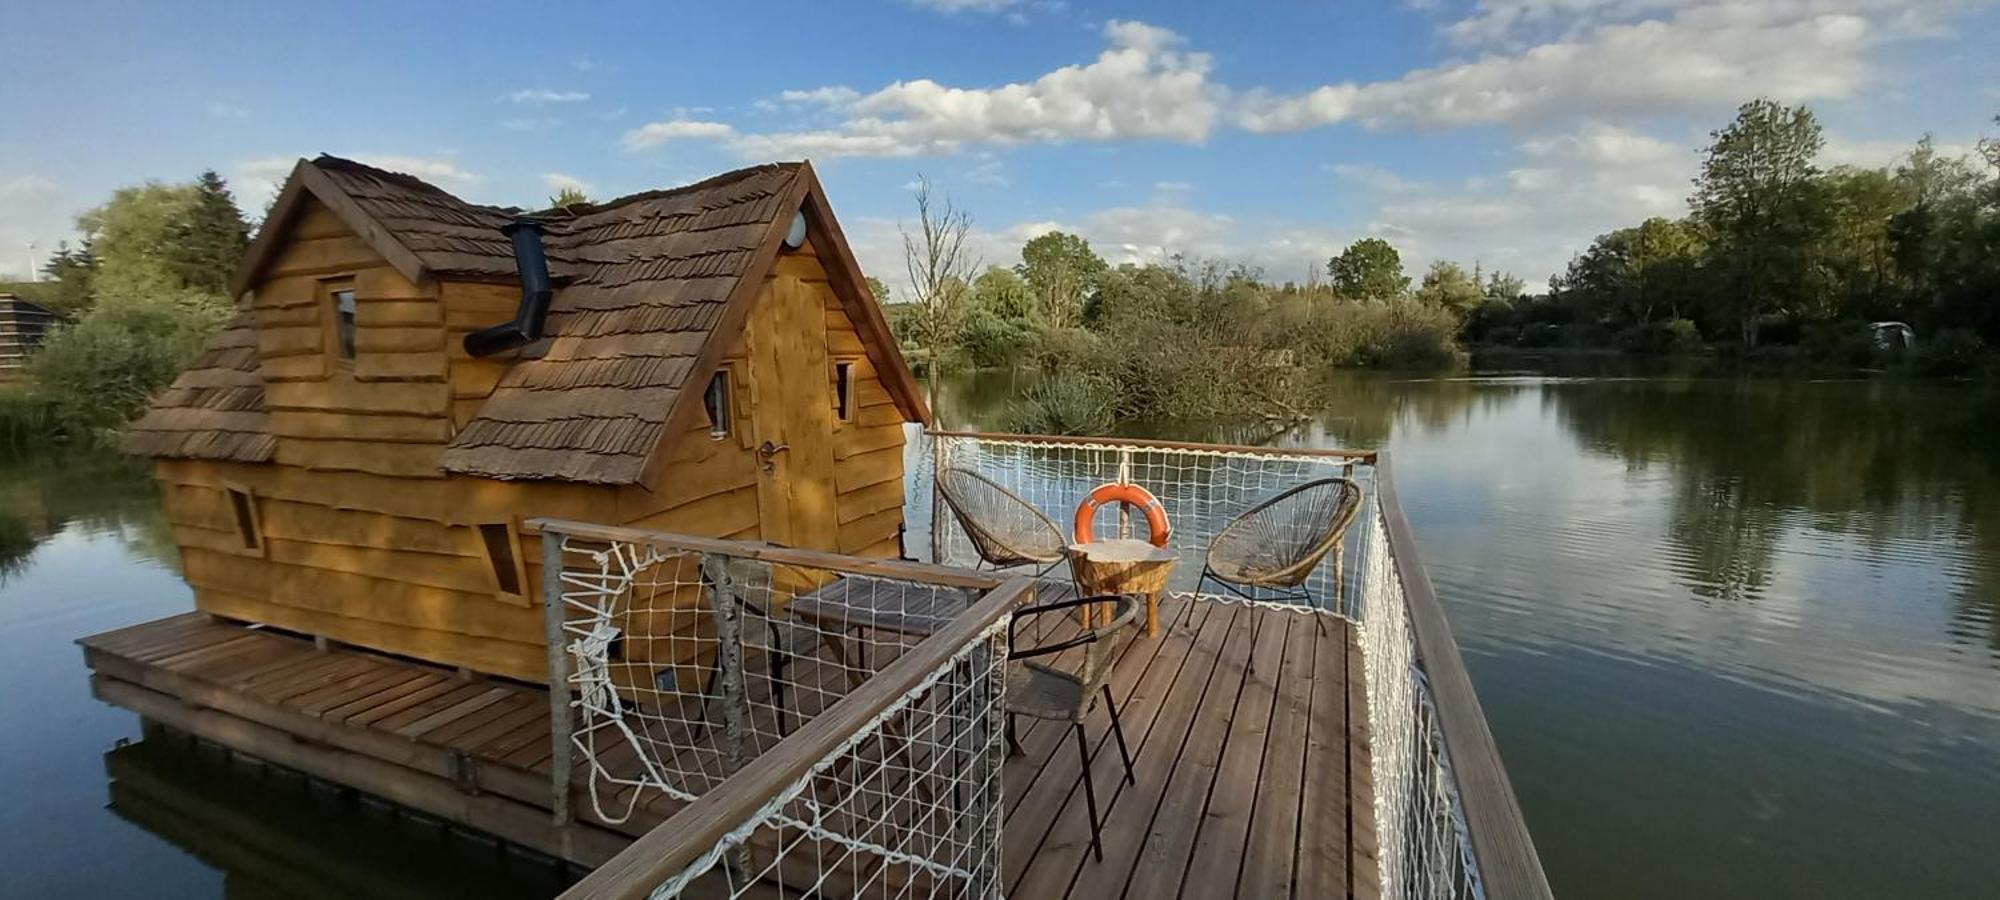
[1010,602,1242,899]
[1179,610,1292,899]
[1298,615,1351,898]
[1239,612,1322,899]
[323,671,449,722]
[1071,603,1261,900]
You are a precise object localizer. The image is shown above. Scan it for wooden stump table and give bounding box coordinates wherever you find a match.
[1065,539,1178,637]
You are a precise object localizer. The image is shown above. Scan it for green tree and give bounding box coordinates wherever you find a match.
[864,276,892,303]
[548,186,591,208]
[37,240,97,314]
[1413,260,1482,313]
[1016,231,1105,329]
[168,171,251,295]
[1690,99,1832,346]
[1326,238,1410,301]
[1483,271,1527,304]
[969,266,1031,320]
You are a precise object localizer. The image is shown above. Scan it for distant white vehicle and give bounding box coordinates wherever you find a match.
[1870,321,1916,351]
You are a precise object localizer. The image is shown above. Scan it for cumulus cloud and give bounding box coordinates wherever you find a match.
[1240,6,1875,131]
[702,20,1218,159]
[1328,123,1698,289]
[506,89,590,104]
[622,119,738,150]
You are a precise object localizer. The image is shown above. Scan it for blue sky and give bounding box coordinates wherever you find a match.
[2,0,1996,290]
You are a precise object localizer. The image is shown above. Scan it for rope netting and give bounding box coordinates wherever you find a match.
[1356,505,1484,899]
[650,619,1009,900]
[548,531,985,826]
[921,433,1374,614]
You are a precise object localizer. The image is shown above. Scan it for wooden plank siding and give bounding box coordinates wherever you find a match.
[150,191,914,689]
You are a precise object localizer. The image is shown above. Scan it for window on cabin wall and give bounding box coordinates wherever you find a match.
[477,522,527,600]
[834,360,856,422]
[704,370,731,438]
[223,483,263,555]
[323,278,357,365]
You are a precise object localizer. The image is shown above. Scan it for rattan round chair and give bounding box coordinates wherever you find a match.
[1198,477,1363,607]
[936,467,1069,578]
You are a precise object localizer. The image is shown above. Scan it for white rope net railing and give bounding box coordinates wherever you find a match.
[1357,504,1484,899]
[546,529,985,826]
[648,619,1009,900]
[919,432,1373,614]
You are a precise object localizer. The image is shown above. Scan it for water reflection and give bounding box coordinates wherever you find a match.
[0,448,176,581]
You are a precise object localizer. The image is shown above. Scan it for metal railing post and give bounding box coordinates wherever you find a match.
[540,527,574,826]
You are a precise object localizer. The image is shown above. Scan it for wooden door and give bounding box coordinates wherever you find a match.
[745,275,839,550]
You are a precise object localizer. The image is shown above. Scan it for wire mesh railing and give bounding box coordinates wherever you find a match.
[919,430,1376,614]
[537,520,1023,900]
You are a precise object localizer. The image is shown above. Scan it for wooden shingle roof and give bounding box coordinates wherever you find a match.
[441,163,807,483]
[136,155,927,484]
[125,309,276,463]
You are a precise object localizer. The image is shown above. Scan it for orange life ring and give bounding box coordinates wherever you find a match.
[1074,482,1172,547]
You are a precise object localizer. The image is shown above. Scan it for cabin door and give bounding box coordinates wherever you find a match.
[744,275,840,551]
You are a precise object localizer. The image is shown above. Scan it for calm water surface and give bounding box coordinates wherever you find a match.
[3,367,1998,897]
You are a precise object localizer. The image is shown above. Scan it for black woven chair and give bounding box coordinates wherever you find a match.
[1004,593,1140,862]
[936,467,1069,579]
[1198,477,1363,607]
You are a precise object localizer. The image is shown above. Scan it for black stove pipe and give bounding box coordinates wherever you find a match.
[464,218,553,357]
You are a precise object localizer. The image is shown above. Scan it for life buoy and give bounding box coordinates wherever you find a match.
[1074,482,1172,547]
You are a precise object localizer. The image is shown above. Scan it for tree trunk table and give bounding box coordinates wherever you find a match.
[1065,539,1178,637]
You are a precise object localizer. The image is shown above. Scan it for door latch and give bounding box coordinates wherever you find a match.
[757,440,789,472]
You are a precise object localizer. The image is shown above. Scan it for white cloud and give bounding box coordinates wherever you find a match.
[506,89,590,105]
[778,86,862,107]
[205,101,249,120]
[622,119,738,151]
[1240,3,1881,131]
[1327,122,1698,289]
[1821,134,1978,168]
[543,172,594,197]
[716,20,1218,159]
[357,156,479,185]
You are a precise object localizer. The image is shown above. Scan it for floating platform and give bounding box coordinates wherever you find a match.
[82,594,1378,898]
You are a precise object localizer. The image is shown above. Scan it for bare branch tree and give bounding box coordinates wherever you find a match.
[899,175,979,415]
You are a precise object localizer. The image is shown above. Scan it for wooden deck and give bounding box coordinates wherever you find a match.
[81,594,1375,899]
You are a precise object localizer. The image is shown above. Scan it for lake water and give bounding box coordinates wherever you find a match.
[4,366,1998,897]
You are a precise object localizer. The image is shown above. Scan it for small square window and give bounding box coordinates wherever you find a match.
[834,361,855,422]
[704,370,731,438]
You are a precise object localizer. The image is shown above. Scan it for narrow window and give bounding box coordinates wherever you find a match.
[224,485,262,554]
[704,370,731,438]
[834,361,855,422]
[477,523,525,597]
[333,288,358,360]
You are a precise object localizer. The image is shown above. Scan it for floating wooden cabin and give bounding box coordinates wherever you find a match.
[0,292,59,376]
[124,156,929,681]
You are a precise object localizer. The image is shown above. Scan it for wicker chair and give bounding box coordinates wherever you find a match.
[1004,593,1140,862]
[1198,477,1363,607]
[936,467,1069,579]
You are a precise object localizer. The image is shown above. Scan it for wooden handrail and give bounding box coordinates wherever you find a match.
[1375,453,1553,899]
[558,576,1037,900]
[927,429,1379,462]
[525,519,1004,591]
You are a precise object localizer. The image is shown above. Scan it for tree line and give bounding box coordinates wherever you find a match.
[1467,101,2000,373]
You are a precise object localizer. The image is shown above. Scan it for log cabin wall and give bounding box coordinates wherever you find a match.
[157,200,622,680]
